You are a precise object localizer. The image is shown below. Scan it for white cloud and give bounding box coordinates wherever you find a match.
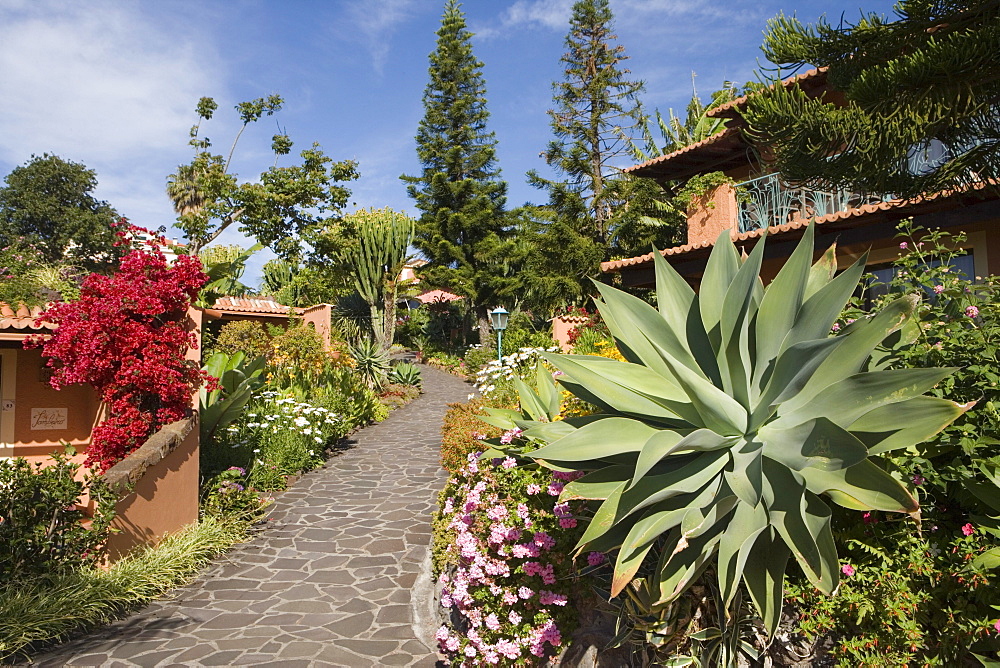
[0,2,221,166]
[340,0,419,75]
[476,0,573,38]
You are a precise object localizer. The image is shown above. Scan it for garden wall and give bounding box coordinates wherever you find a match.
[102,417,199,560]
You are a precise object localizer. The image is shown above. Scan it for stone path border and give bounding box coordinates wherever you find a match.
[28,365,470,667]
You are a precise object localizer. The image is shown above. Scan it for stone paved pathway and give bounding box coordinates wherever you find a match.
[29,366,471,668]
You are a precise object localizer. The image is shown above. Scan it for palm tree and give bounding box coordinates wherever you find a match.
[165,163,204,217]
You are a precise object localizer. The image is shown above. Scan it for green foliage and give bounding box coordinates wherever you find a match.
[777,220,1000,664]
[0,238,80,306]
[388,361,421,387]
[200,466,272,525]
[401,0,512,336]
[396,307,430,349]
[268,323,330,381]
[196,243,258,307]
[674,172,736,212]
[348,337,392,391]
[199,351,266,445]
[0,514,252,662]
[495,224,967,649]
[743,0,1000,198]
[0,154,122,272]
[440,397,506,473]
[0,451,115,579]
[168,95,359,258]
[340,207,414,351]
[211,320,272,358]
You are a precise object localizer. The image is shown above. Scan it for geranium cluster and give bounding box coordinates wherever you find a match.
[27,224,213,471]
[433,452,591,666]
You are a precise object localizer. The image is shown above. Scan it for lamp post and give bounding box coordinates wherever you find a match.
[489,307,509,362]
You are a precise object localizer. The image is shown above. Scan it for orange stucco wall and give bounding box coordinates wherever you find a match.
[302,304,334,350]
[104,423,200,560]
[551,315,589,352]
[686,183,738,246]
[5,348,99,461]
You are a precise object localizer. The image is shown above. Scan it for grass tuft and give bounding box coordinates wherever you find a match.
[0,515,251,662]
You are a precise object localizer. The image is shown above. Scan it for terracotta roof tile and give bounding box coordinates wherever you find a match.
[212,296,299,315]
[0,302,54,331]
[601,182,992,273]
[622,127,742,175]
[706,67,828,119]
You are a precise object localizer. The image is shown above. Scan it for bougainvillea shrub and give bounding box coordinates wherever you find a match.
[432,451,594,666]
[28,225,214,471]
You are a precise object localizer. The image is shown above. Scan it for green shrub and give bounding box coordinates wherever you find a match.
[0,452,115,579]
[440,398,505,473]
[0,515,251,662]
[269,323,329,380]
[212,320,271,357]
[785,220,1000,664]
[396,307,430,348]
[200,466,272,524]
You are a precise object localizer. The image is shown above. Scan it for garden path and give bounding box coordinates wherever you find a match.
[30,365,471,668]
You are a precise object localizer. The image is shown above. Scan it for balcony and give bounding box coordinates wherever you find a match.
[734,173,887,234]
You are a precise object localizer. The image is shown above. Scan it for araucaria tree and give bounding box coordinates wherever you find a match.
[742,0,1000,199]
[528,0,645,305]
[168,95,359,259]
[0,154,122,272]
[28,226,213,471]
[402,0,510,337]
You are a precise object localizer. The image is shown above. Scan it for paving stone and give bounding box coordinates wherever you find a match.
[26,366,467,666]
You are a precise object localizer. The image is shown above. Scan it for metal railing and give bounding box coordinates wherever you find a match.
[734,173,887,234]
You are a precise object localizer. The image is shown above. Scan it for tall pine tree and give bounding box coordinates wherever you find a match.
[527,0,645,308]
[402,0,510,338]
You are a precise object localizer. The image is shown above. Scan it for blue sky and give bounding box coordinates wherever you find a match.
[0,0,896,283]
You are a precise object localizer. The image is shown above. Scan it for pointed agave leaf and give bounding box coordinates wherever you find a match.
[848,396,972,455]
[758,417,870,472]
[776,367,958,429]
[742,528,791,638]
[594,282,704,379]
[544,354,690,424]
[621,450,729,519]
[778,253,867,355]
[754,223,815,381]
[561,466,633,501]
[632,429,734,489]
[656,524,725,605]
[651,245,696,326]
[799,459,919,513]
[804,242,837,300]
[680,494,738,541]
[726,441,764,506]
[477,407,523,430]
[763,460,839,594]
[610,492,714,596]
[717,502,769,606]
[779,295,919,413]
[534,359,561,418]
[514,375,548,422]
[751,337,842,428]
[699,229,741,342]
[527,418,658,462]
[719,234,767,405]
[575,481,628,550]
[657,351,748,436]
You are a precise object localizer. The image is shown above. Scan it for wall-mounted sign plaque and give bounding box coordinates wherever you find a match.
[31,408,67,430]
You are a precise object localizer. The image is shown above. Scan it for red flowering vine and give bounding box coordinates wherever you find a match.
[27,223,215,471]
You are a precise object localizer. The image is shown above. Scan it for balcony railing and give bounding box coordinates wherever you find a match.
[734,173,887,234]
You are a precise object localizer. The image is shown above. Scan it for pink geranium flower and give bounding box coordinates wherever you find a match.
[841,564,855,577]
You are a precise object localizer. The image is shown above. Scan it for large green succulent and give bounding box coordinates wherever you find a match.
[503,226,970,635]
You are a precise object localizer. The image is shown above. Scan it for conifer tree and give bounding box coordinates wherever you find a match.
[743,0,1000,198]
[527,0,645,308]
[401,0,510,337]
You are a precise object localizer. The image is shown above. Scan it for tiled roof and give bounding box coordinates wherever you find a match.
[622,127,743,175]
[416,289,463,304]
[601,182,992,273]
[0,302,53,331]
[706,68,829,119]
[212,296,299,315]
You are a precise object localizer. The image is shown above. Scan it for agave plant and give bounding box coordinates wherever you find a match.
[348,337,391,390]
[495,225,970,637]
[389,361,422,387]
